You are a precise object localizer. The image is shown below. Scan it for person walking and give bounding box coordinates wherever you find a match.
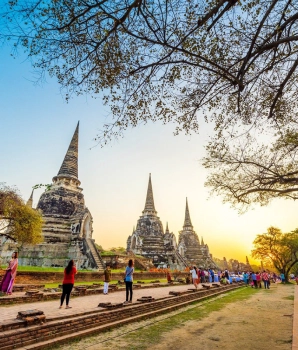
[243,271,249,286]
[0,252,18,295]
[208,269,213,283]
[210,269,215,282]
[280,273,286,284]
[190,266,198,289]
[200,268,205,283]
[59,260,77,309]
[256,272,262,288]
[123,259,134,304]
[261,271,270,289]
[251,272,257,288]
[224,269,230,284]
[103,264,111,295]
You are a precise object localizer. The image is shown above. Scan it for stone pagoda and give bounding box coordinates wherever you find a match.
[178,198,217,268]
[18,122,104,270]
[127,174,186,268]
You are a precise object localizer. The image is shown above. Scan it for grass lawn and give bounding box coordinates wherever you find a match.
[113,287,258,350]
[1,266,127,273]
[1,266,96,273]
[1,266,148,273]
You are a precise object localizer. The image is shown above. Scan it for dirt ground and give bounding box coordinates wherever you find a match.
[58,283,294,350]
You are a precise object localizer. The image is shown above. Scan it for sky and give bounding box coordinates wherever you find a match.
[1,45,298,265]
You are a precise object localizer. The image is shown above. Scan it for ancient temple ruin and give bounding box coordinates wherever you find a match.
[18,123,103,270]
[126,174,186,269]
[178,198,217,269]
[126,175,217,269]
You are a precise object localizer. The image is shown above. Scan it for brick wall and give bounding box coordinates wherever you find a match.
[12,271,189,284]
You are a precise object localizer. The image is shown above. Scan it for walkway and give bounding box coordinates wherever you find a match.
[0,283,203,323]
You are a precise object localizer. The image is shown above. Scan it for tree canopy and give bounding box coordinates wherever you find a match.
[0,184,43,246]
[203,129,298,211]
[252,226,298,280]
[2,0,298,208]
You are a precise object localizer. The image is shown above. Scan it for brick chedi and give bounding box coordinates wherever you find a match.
[37,122,88,244]
[127,175,186,268]
[17,123,103,270]
[177,198,217,269]
[128,174,166,263]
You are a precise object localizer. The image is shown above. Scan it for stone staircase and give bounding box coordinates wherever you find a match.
[175,250,188,268]
[128,251,154,270]
[86,238,105,272]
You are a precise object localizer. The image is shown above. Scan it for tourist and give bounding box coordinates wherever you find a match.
[208,269,213,283]
[214,271,219,283]
[261,271,270,289]
[221,274,228,285]
[197,268,201,283]
[103,264,111,295]
[295,276,298,285]
[256,272,262,288]
[243,271,249,286]
[272,272,277,283]
[267,272,272,287]
[123,259,134,304]
[280,272,286,284]
[0,251,18,295]
[215,270,221,283]
[166,270,173,283]
[197,269,201,285]
[190,266,198,289]
[251,271,257,288]
[224,269,230,284]
[210,269,215,282]
[204,269,209,282]
[200,268,205,283]
[59,259,77,309]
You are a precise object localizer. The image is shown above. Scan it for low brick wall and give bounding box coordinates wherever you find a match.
[9,271,189,284]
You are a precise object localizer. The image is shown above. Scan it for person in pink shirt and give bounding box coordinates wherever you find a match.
[0,252,18,295]
[256,272,262,288]
[261,271,270,289]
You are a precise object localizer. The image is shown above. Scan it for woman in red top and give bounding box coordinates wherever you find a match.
[59,260,77,309]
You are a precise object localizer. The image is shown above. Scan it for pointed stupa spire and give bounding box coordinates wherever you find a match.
[26,189,34,208]
[142,173,157,215]
[57,121,79,180]
[165,222,169,234]
[183,197,193,228]
[201,237,205,245]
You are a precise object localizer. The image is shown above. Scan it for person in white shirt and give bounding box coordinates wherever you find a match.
[190,266,199,289]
